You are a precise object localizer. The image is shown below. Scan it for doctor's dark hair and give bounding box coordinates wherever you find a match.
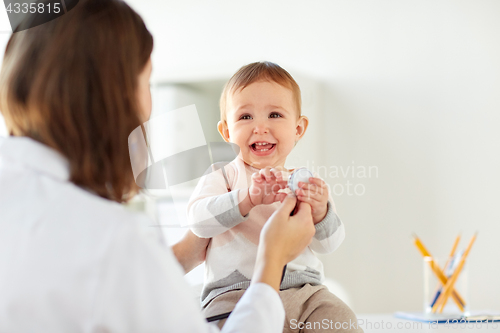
[219,61,302,122]
[0,0,153,202]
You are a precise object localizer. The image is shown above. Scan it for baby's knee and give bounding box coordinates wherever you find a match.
[307,292,363,332]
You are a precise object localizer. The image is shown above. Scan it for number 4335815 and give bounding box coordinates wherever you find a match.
[6,2,62,14]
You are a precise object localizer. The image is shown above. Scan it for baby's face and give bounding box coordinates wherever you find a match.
[220,80,307,169]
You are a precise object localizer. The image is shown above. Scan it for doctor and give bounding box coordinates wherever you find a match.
[0,1,316,332]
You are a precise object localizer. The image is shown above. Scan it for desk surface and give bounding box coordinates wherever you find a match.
[356,314,499,333]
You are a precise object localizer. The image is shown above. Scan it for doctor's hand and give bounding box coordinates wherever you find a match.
[252,194,315,292]
[172,230,210,274]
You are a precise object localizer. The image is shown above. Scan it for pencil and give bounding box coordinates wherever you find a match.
[412,234,466,311]
[433,232,477,313]
[448,234,461,264]
[430,233,461,308]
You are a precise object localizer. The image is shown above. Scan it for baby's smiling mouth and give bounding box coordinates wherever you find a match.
[250,141,276,152]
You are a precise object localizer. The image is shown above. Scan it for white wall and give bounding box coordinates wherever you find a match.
[125,0,500,313]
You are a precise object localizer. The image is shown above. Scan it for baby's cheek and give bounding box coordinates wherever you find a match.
[281,140,296,155]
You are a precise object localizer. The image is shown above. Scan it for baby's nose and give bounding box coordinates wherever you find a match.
[253,121,269,134]
[253,125,269,134]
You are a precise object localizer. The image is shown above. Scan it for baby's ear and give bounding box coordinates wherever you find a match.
[295,116,309,140]
[217,120,230,142]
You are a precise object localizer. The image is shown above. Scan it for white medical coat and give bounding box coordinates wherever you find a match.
[0,136,285,333]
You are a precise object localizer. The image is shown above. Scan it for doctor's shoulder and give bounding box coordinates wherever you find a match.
[54,181,160,243]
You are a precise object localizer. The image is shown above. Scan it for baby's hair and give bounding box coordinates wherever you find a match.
[219,61,301,122]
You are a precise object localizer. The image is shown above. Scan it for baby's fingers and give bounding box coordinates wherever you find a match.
[298,182,324,197]
[270,168,289,182]
[296,188,324,202]
[251,172,264,183]
[308,177,327,188]
[259,167,275,182]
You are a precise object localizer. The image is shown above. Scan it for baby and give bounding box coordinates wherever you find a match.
[187,61,360,332]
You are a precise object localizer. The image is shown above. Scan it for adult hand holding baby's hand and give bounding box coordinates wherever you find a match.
[260,194,315,263]
[252,194,315,292]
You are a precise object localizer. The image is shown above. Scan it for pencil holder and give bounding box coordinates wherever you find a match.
[423,256,469,315]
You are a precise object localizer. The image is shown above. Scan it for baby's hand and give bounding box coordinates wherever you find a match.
[249,167,288,207]
[295,177,328,224]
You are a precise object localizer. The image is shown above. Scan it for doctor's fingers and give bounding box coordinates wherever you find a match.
[273,194,298,217]
[292,201,313,223]
[275,192,288,203]
[288,202,315,249]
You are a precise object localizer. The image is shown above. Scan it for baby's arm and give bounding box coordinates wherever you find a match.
[187,163,248,238]
[294,176,345,254]
[309,196,345,254]
[187,165,287,238]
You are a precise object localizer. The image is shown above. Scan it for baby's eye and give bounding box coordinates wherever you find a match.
[269,112,283,118]
[239,114,252,120]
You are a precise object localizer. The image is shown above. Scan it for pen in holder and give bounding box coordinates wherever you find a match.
[423,255,469,315]
[413,233,477,316]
